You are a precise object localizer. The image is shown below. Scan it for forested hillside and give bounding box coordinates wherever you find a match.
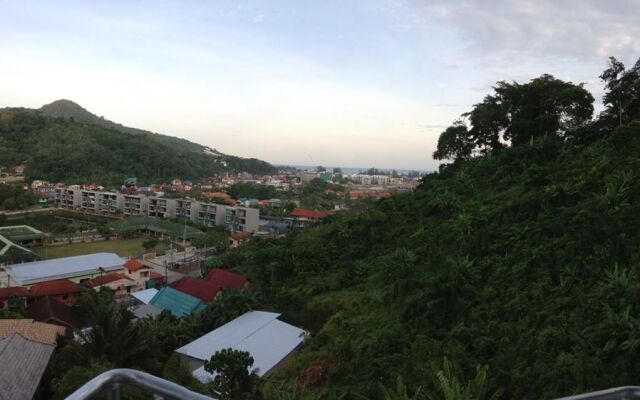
[210,57,640,399]
[0,105,276,184]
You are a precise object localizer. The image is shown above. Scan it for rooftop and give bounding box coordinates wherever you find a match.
[0,225,45,242]
[123,259,148,272]
[6,252,125,285]
[0,319,66,345]
[206,268,249,289]
[171,277,221,303]
[0,333,55,400]
[30,279,80,297]
[149,287,206,318]
[132,288,158,305]
[83,273,133,288]
[176,311,306,381]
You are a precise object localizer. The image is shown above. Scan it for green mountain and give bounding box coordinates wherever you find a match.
[0,101,276,184]
[210,58,640,398]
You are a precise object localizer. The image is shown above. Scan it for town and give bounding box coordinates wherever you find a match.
[0,164,421,399]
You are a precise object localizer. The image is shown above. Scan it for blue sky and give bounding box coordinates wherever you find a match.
[1,1,639,170]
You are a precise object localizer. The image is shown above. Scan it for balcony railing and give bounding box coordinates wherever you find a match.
[66,368,215,400]
[555,386,640,399]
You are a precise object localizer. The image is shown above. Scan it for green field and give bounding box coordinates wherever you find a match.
[32,237,169,259]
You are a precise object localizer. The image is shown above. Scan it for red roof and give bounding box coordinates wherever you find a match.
[0,287,30,300]
[230,232,251,241]
[83,273,132,288]
[206,269,248,290]
[149,271,164,283]
[26,296,76,329]
[171,276,220,303]
[290,208,332,220]
[123,259,148,272]
[30,279,80,297]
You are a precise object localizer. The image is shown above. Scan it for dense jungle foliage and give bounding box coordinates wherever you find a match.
[204,57,640,399]
[0,108,276,185]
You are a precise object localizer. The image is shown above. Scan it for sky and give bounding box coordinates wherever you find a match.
[1,1,639,171]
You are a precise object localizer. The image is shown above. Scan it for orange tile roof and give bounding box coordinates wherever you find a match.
[230,232,251,241]
[0,319,65,345]
[123,259,148,272]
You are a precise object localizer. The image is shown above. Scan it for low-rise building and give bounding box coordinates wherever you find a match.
[83,273,136,297]
[175,311,306,382]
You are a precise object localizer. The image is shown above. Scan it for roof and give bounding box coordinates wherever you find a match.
[132,288,158,304]
[149,287,206,318]
[30,279,80,297]
[206,269,249,289]
[83,273,133,288]
[132,303,162,319]
[0,333,55,400]
[290,208,332,220]
[123,259,148,272]
[0,225,45,242]
[26,296,76,329]
[0,319,66,345]
[176,311,306,381]
[171,277,221,303]
[0,286,30,300]
[6,252,125,285]
[149,271,165,285]
[230,232,251,241]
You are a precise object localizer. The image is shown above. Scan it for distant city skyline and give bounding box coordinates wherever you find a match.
[1,1,639,170]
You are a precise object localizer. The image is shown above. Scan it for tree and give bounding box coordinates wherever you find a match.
[142,237,160,252]
[433,123,474,162]
[600,56,640,126]
[204,349,260,399]
[332,167,342,174]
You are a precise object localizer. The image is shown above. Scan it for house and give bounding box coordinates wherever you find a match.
[0,319,66,345]
[149,287,206,318]
[131,288,159,305]
[30,279,81,305]
[26,295,77,333]
[122,259,153,291]
[5,252,126,287]
[206,268,250,290]
[175,311,306,383]
[83,273,136,297]
[171,276,221,303]
[229,231,251,248]
[0,287,30,310]
[0,333,57,400]
[290,208,332,221]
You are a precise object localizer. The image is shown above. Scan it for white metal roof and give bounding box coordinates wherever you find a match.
[6,252,125,285]
[131,288,158,304]
[176,311,306,380]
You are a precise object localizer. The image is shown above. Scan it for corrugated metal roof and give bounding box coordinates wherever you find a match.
[176,311,306,380]
[132,288,158,304]
[149,287,206,318]
[6,252,125,285]
[0,333,55,400]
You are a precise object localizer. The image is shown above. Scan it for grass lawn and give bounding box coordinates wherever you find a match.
[32,237,169,259]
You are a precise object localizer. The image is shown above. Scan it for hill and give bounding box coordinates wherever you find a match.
[0,101,276,184]
[209,58,640,399]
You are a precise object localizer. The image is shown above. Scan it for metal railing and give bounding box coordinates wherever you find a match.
[555,386,640,400]
[66,368,215,400]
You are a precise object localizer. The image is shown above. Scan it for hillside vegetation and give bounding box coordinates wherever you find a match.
[209,57,640,399]
[0,101,276,184]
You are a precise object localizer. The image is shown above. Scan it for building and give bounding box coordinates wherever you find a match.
[131,288,158,305]
[26,295,77,333]
[30,279,81,305]
[175,311,306,382]
[5,252,126,287]
[122,259,154,291]
[149,287,206,318]
[0,234,37,266]
[0,333,57,400]
[229,231,251,248]
[206,269,250,290]
[171,276,221,303]
[0,225,45,247]
[56,186,261,232]
[0,287,30,309]
[83,273,136,297]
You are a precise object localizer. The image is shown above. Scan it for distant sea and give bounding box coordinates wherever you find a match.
[276,164,427,175]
